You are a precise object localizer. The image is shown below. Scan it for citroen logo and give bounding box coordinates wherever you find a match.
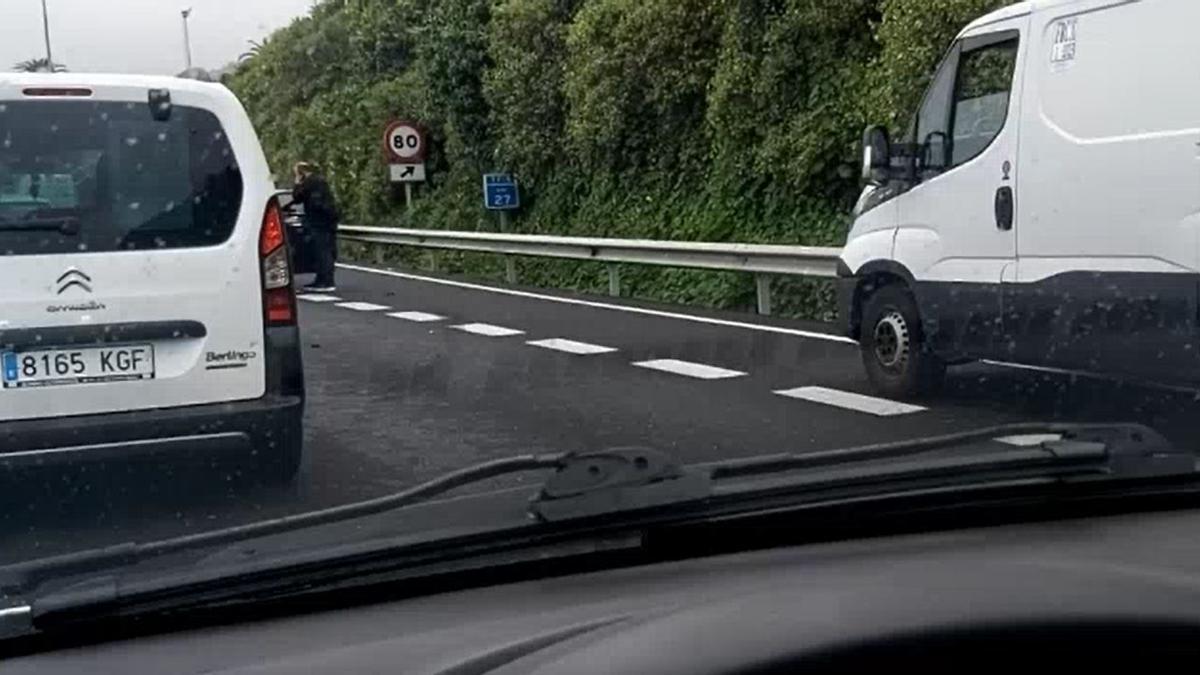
[56,268,93,295]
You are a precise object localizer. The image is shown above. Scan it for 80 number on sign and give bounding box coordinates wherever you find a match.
[392,132,419,153]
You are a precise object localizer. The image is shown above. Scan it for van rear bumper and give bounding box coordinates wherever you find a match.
[0,395,303,468]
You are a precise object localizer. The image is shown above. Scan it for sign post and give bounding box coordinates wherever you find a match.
[383,120,427,209]
[482,173,519,231]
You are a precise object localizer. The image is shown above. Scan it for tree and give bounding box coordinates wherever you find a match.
[14,57,66,73]
[239,38,270,63]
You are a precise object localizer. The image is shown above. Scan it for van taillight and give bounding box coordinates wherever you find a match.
[260,199,295,326]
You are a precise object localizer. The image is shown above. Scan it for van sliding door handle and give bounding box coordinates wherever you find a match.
[995,186,1014,231]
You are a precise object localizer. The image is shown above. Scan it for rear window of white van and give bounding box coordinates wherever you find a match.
[0,100,242,255]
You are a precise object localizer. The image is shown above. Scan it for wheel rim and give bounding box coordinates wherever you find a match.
[873,310,910,372]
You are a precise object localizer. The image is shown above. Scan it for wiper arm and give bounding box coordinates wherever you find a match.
[0,217,81,235]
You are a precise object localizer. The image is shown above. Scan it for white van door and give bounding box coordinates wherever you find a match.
[1008,0,1200,379]
[891,16,1028,360]
[0,85,271,422]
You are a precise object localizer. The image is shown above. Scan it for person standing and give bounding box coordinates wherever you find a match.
[292,162,341,292]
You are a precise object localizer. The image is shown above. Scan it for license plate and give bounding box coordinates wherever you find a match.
[2,345,155,389]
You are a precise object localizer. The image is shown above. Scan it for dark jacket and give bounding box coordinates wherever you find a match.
[293,173,340,231]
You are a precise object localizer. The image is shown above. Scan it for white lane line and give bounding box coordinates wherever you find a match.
[338,263,856,344]
[528,338,618,355]
[774,386,926,416]
[995,433,1063,447]
[452,323,526,337]
[297,294,342,303]
[336,301,391,312]
[337,264,1200,393]
[388,311,446,323]
[633,359,746,380]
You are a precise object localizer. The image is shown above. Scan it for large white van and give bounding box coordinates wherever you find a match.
[0,74,304,480]
[839,0,1200,397]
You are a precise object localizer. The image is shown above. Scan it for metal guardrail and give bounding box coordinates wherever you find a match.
[338,225,842,316]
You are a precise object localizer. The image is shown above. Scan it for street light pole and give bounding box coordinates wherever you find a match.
[181,8,193,70]
[41,0,54,66]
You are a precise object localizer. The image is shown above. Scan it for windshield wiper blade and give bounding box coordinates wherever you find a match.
[0,218,81,235]
[0,453,571,594]
[2,423,1192,602]
[4,424,1196,633]
[697,422,1189,480]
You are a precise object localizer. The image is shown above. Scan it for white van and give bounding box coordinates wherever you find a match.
[0,74,304,480]
[839,0,1200,397]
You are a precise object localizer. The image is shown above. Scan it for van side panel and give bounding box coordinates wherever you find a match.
[1008,0,1200,378]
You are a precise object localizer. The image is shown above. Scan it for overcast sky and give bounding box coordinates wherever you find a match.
[1,0,317,74]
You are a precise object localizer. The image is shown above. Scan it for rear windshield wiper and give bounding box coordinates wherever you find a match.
[2,423,1195,632]
[0,217,81,235]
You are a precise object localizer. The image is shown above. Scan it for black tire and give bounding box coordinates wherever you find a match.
[859,284,945,398]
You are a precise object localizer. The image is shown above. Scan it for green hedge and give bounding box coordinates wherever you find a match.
[231,0,1013,319]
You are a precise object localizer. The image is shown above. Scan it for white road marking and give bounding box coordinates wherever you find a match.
[774,386,926,416]
[388,311,446,323]
[633,359,746,380]
[528,338,618,355]
[995,433,1063,447]
[336,301,391,312]
[338,263,856,344]
[297,294,342,303]
[452,323,526,337]
[340,264,1200,394]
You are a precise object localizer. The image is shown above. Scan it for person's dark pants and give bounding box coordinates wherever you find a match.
[310,227,337,286]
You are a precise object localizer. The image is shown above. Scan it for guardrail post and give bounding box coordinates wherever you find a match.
[755,274,772,316]
[504,256,517,284]
[607,265,620,297]
[428,251,439,273]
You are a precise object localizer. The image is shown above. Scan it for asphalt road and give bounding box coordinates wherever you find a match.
[5,262,1200,564]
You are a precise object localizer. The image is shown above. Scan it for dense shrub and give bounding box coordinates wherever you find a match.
[231,0,1014,319]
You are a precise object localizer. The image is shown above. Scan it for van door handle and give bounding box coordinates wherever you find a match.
[995,186,1014,231]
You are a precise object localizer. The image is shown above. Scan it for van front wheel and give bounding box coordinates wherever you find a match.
[860,285,945,398]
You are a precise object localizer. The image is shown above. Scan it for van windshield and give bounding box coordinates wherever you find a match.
[0,100,242,255]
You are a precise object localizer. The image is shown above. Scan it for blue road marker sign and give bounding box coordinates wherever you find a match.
[483,173,520,211]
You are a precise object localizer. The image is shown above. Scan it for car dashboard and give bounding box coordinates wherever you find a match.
[10,507,1200,673]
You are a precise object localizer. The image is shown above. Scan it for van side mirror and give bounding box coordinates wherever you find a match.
[922,131,950,173]
[862,125,891,184]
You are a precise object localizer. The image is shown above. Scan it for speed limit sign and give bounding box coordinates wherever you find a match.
[383,121,426,162]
